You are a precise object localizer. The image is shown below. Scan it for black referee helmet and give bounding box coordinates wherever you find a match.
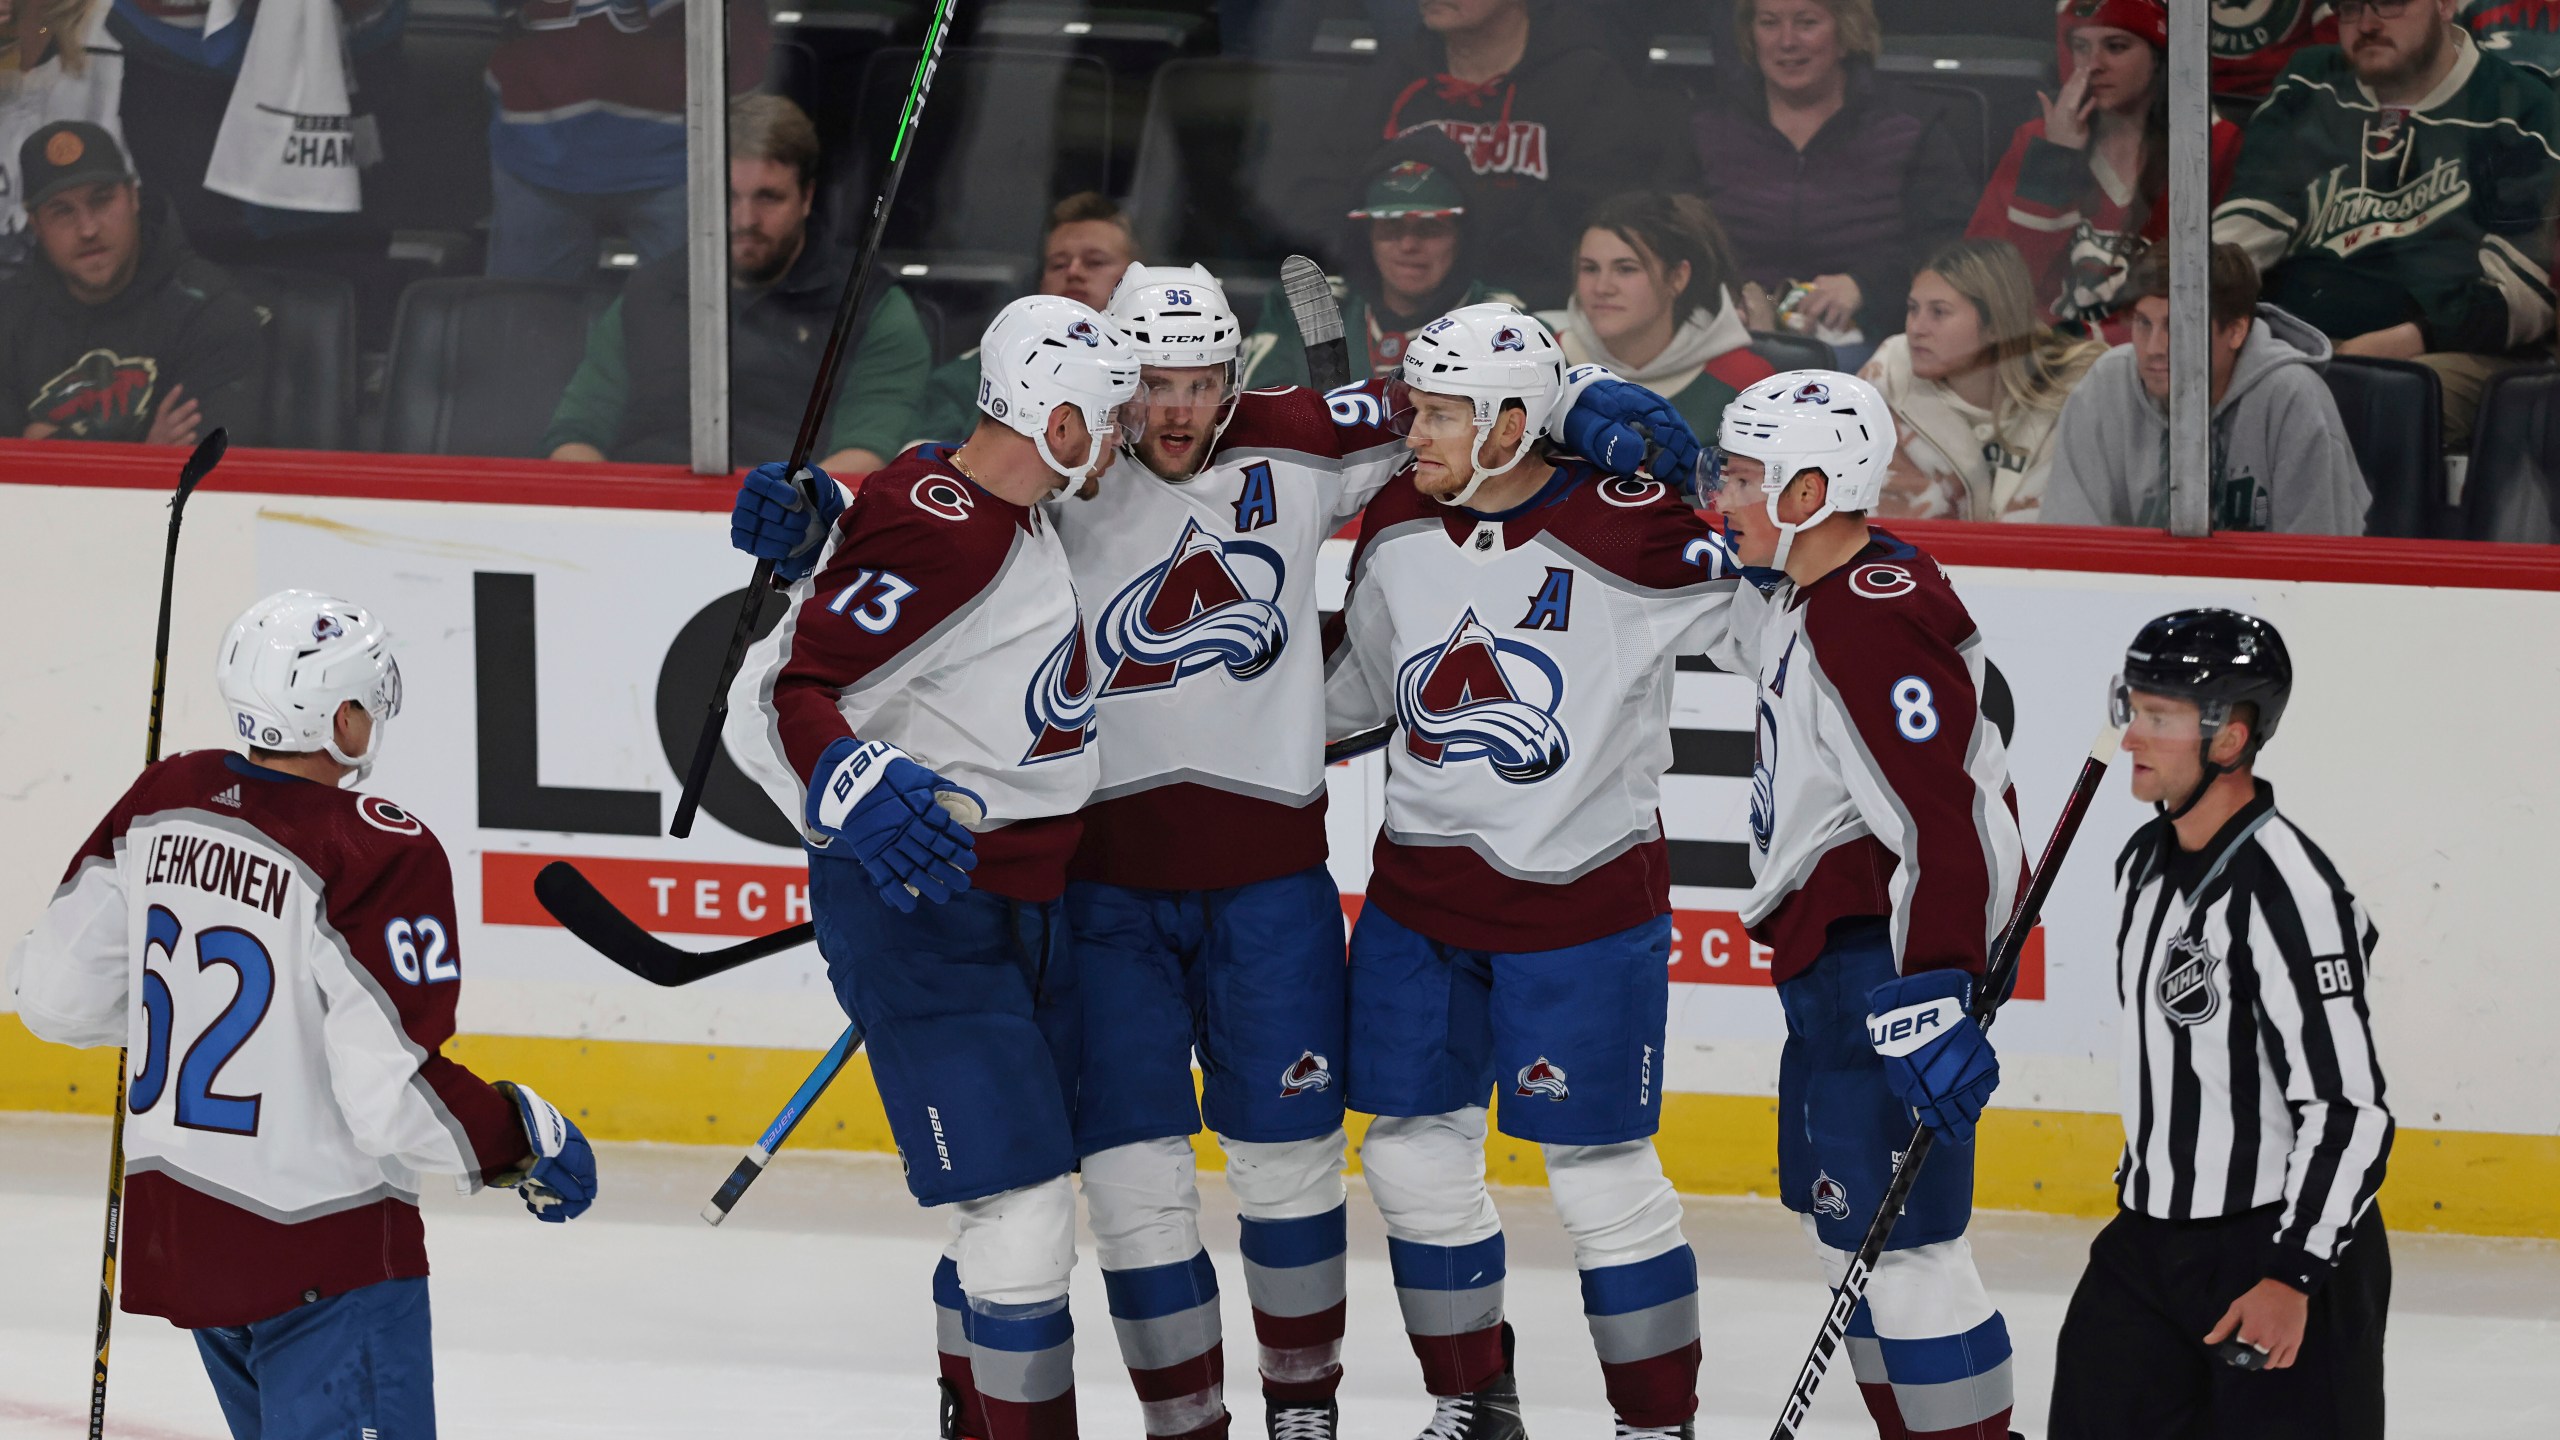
[2113,609,2293,816]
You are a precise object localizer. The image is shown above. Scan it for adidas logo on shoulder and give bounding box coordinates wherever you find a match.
[210,784,243,808]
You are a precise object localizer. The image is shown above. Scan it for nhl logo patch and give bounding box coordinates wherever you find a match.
[1514,1056,1569,1100]
[1811,1171,1850,1219]
[2158,934,2224,1027]
[1280,1050,1333,1096]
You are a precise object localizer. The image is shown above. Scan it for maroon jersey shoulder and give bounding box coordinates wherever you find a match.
[1536,470,1737,591]
[1800,530,1977,656]
[833,448,1030,580]
[1218,378,1405,462]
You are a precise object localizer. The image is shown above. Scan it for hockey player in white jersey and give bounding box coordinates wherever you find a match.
[1708,371,2027,1440]
[9,589,596,1440]
[1324,304,1737,1440]
[724,293,1140,1440]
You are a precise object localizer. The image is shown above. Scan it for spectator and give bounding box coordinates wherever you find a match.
[1241,153,1516,387]
[2217,0,2560,448]
[1859,237,2105,522]
[1971,0,2241,339]
[1690,0,1975,352]
[543,95,928,472]
[2462,0,2560,77]
[909,191,1138,443]
[1295,0,1698,309]
[0,120,264,445]
[2212,0,2339,100]
[1,0,126,275]
[2047,243,2369,533]
[482,0,769,282]
[1544,190,1775,437]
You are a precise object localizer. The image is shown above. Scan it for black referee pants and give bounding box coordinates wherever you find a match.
[2048,1204,2388,1440]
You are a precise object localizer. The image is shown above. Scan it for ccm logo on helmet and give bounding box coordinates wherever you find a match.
[1066,319,1102,347]
[1492,326,1526,352]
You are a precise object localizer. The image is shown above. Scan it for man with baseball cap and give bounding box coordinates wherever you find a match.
[0,119,266,446]
[1241,148,1517,387]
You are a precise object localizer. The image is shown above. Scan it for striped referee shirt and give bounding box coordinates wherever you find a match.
[2108,780,2393,1291]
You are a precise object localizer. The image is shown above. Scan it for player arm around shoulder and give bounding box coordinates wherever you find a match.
[223,593,598,1223]
[1712,370,2015,1146]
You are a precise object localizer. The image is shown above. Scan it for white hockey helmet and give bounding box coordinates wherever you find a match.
[977,294,1145,481]
[1106,263,1243,371]
[216,589,402,784]
[1716,369,1896,569]
[1395,302,1567,508]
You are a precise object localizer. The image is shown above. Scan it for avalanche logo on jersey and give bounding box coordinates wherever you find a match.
[1810,1171,1851,1219]
[1515,1057,1569,1100]
[1395,609,1569,783]
[1279,1050,1333,1097]
[1022,623,1098,763]
[1095,519,1288,695]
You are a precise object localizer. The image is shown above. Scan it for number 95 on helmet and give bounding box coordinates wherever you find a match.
[216,590,402,784]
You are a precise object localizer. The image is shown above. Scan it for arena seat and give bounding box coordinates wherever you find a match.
[229,267,358,453]
[1877,33,2053,156]
[1125,57,1363,270]
[1747,330,1838,374]
[2320,355,2444,539]
[379,279,613,457]
[2463,365,2560,544]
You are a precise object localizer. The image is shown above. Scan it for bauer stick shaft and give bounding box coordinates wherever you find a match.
[702,1024,864,1225]
[93,429,227,1439]
[1768,723,2122,1440]
[670,0,959,839]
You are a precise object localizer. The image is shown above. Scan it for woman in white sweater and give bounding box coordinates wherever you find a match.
[1859,237,2106,521]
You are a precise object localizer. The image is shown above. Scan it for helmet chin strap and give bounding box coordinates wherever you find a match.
[1437,421,1534,509]
[322,720,385,788]
[1034,419,1107,492]
[1764,485,1837,573]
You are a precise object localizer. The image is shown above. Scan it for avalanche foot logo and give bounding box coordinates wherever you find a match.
[1395,609,1569,783]
[1515,1057,1569,1100]
[2157,934,2225,1027]
[1280,1050,1333,1096]
[1096,519,1288,695]
[1022,623,1098,762]
[1811,1171,1850,1220]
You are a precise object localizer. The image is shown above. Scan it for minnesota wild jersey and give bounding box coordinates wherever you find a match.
[2213,29,2560,353]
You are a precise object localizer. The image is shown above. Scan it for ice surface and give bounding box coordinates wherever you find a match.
[2,1114,2551,1438]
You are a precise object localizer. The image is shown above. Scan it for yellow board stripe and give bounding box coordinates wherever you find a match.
[6,1018,2551,1238]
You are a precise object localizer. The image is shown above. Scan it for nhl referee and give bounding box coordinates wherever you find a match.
[2049,610,2393,1440]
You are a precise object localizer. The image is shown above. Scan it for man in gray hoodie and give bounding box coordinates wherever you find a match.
[2045,243,2369,534]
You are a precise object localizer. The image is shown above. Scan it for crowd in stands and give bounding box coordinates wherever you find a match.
[9,0,2560,539]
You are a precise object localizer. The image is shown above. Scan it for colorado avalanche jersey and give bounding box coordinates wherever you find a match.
[8,750,528,1329]
[1325,463,1738,951]
[1713,532,2023,983]
[732,446,1099,900]
[1055,381,1408,890]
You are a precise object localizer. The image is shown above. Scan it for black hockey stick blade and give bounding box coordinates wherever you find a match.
[1767,725,2123,1440]
[533,862,814,986]
[176,428,227,505]
[1325,724,1393,764]
[1280,255,1351,392]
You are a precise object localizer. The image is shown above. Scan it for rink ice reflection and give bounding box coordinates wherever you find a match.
[1,1116,2551,1439]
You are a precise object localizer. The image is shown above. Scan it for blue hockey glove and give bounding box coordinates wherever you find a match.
[1866,969,2000,1146]
[806,736,983,913]
[494,1081,596,1222]
[731,461,845,583]
[1558,376,1705,499]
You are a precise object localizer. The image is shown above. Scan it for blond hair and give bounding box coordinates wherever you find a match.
[1732,0,1882,70]
[1918,237,2105,429]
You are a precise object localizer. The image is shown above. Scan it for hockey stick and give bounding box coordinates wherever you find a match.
[544,733,1385,984]
[701,1023,863,1226]
[1767,723,2123,1440]
[1280,255,1350,391]
[668,0,959,839]
[91,428,226,1440]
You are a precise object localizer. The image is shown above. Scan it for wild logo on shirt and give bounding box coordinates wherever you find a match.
[2158,933,2226,1027]
[2304,151,2470,257]
[1095,519,1288,696]
[29,347,159,441]
[1395,609,1569,782]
